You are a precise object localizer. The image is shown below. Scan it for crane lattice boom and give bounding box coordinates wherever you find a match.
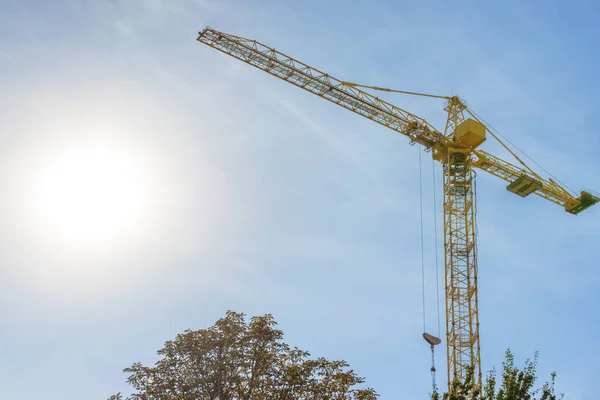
[197,26,599,390]
[197,27,444,148]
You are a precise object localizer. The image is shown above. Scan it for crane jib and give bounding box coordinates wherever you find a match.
[198,28,597,216]
[198,29,442,149]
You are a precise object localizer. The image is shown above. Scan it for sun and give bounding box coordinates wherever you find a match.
[29,141,152,246]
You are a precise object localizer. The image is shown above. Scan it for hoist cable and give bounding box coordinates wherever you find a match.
[431,345,437,389]
[419,148,426,333]
[432,157,441,339]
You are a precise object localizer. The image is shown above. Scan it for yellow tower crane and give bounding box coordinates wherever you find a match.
[196,27,599,389]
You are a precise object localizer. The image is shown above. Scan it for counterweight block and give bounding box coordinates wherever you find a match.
[507,174,543,197]
[454,118,487,149]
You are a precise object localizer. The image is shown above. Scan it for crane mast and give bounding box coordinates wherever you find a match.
[197,27,599,390]
[441,100,481,384]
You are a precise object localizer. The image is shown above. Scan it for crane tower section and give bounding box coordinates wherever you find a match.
[442,111,486,384]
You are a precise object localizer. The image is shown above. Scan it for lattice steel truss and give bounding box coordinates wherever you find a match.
[443,147,481,385]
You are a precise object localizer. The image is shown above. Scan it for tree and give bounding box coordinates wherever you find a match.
[110,311,378,400]
[431,350,564,400]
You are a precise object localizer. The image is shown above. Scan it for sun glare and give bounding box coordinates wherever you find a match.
[30,141,152,246]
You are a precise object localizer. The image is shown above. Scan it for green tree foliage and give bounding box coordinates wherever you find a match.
[110,311,377,400]
[431,350,563,400]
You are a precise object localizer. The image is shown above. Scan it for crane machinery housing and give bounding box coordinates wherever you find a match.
[196,27,598,390]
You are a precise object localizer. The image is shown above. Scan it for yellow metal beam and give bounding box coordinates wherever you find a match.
[442,143,481,387]
[197,27,445,149]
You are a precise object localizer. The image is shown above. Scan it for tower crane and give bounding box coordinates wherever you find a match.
[196,27,598,389]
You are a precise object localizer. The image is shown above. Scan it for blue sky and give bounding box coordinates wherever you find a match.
[1,0,599,398]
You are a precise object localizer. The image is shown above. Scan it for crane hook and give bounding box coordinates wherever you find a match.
[424,333,441,392]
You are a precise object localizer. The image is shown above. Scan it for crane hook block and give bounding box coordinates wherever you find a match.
[423,332,441,347]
